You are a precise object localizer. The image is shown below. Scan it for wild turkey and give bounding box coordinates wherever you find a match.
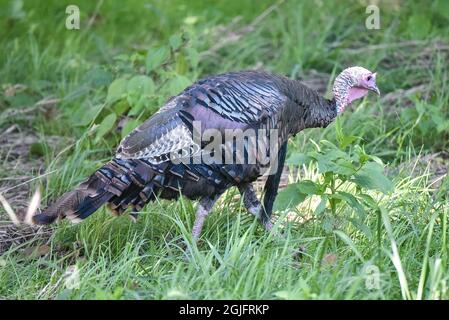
[33,67,379,239]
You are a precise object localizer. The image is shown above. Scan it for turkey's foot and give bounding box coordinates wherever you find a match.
[238,183,273,232]
[192,194,221,240]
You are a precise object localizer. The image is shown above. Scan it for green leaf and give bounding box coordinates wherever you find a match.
[95,113,117,143]
[273,184,306,211]
[127,75,155,95]
[286,153,312,166]
[128,96,146,116]
[121,119,141,138]
[75,104,104,127]
[112,100,130,117]
[106,78,128,104]
[334,158,357,176]
[354,145,378,165]
[186,47,199,68]
[169,34,183,51]
[146,46,170,73]
[82,68,113,88]
[331,191,366,219]
[352,162,394,194]
[316,150,355,175]
[297,180,321,195]
[167,75,191,95]
[358,193,379,209]
[314,195,327,216]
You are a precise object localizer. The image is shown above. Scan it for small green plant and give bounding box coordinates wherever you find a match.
[275,122,394,238]
[79,33,200,144]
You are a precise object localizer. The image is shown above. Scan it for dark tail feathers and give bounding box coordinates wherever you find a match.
[32,159,136,225]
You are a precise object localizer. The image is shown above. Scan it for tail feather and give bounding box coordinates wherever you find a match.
[32,159,137,225]
[32,158,202,226]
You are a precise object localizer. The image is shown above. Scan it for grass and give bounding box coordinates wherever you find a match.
[0,0,448,299]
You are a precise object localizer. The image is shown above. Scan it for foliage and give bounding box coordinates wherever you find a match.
[276,118,395,238]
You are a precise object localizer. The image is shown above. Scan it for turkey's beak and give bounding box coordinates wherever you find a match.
[369,72,380,95]
[370,85,380,95]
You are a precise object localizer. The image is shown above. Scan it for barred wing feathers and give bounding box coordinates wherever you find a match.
[116,71,290,164]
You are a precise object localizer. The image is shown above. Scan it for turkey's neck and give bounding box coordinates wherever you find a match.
[282,79,337,136]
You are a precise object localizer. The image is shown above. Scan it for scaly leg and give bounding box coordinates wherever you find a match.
[238,183,272,231]
[192,194,221,240]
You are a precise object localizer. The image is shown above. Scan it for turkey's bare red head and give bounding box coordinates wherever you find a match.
[333,66,380,114]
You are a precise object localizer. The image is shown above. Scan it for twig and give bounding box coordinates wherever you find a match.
[86,0,104,30]
[1,169,57,193]
[0,125,18,138]
[0,97,59,119]
[380,84,428,104]
[0,193,19,226]
[343,40,449,55]
[25,189,41,225]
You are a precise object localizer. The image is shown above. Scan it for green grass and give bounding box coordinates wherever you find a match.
[0,0,448,299]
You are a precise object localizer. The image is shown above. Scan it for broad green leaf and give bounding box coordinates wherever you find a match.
[95,113,117,143]
[106,78,127,104]
[334,158,357,176]
[121,119,141,138]
[332,191,366,219]
[273,184,306,211]
[297,180,321,195]
[339,135,358,150]
[112,100,130,117]
[316,150,355,175]
[352,162,394,194]
[128,96,147,116]
[167,75,191,96]
[169,34,183,51]
[82,68,113,88]
[127,75,155,95]
[146,46,170,73]
[186,47,199,68]
[75,104,104,127]
[358,193,379,209]
[314,195,328,216]
[286,153,312,166]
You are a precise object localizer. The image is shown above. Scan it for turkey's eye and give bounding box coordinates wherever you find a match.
[367,75,372,81]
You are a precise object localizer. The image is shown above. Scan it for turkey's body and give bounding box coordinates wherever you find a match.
[33,70,337,236]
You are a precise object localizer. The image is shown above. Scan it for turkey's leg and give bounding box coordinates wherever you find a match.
[238,183,272,231]
[260,141,288,229]
[192,194,221,240]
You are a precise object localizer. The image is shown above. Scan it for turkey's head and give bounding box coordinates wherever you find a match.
[333,66,380,114]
